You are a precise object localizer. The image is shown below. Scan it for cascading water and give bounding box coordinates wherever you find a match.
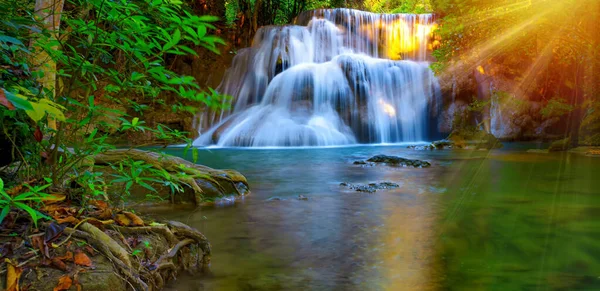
[195,8,442,147]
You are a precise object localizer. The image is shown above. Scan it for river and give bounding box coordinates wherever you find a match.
[156,144,600,290]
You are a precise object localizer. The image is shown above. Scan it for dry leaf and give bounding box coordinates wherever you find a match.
[53,275,73,291]
[96,208,113,220]
[84,245,96,256]
[42,193,67,204]
[123,212,144,226]
[56,216,80,225]
[51,257,68,271]
[55,251,74,262]
[5,185,23,196]
[90,200,108,210]
[5,258,22,291]
[115,214,131,226]
[31,235,49,258]
[74,251,92,267]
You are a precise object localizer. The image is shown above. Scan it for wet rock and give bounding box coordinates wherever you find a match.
[266,196,284,201]
[355,155,431,168]
[408,139,454,151]
[340,182,400,193]
[432,139,454,149]
[407,144,434,150]
[297,195,309,200]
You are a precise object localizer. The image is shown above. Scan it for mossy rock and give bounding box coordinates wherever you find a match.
[580,105,600,146]
[449,129,503,150]
[549,138,571,152]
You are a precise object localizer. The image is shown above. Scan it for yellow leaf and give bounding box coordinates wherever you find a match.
[42,193,66,204]
[5,258,23,291]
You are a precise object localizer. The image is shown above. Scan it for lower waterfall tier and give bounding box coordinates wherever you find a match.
[194,54,441,147]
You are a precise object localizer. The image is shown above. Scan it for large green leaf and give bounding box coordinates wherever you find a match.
[4,90,33,111]
[25,99,66,122]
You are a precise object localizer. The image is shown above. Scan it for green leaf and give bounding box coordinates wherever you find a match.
[0,207,10,224]
[0,178,4,190]
[192,147,198,163]
[4,91,33,111]
[172,29,181,45]
[197,15,219,22]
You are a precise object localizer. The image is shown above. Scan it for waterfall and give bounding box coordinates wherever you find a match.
[195,8,442,147]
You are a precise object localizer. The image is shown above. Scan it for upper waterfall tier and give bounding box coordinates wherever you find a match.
[194,9,441,147]
[295,8,436,61]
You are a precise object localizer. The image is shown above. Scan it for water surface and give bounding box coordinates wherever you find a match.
[158,144,600,290]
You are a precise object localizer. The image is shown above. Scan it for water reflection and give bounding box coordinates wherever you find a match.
[157,146,600,290]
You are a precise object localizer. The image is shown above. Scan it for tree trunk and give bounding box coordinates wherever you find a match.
[32,0,65,130]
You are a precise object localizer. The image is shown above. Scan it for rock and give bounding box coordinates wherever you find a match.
[548,138,571,152]
[407,145,434,150]
[353,160,367,165]
[266,196,283,201]
[432,139,453,149]
[579,104,600,146]
[297,195,308,200]
[359,155,431,168]
[340,182,400,193]
[448,130,503,150]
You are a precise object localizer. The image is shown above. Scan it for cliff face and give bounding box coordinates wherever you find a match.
[436,60,582,142]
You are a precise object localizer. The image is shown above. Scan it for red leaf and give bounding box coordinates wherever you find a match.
[34,126,43,142]
[0,88,16,110]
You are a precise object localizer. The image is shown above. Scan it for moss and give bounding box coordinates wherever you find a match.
[449,128,503,150]
[579,105,600,146]
[548,138,571,152]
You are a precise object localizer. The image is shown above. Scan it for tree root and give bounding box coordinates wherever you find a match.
[63,220,211,290]
[93,149,249,205]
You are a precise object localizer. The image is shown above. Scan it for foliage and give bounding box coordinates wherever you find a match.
[0,0,230,221]
[492,90,530,116]
[540,97,574,119]
[224,0,430,27]
[0,178,51,227]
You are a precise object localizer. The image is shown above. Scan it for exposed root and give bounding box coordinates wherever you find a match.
[93,149,249,205]
[62,220,211,290]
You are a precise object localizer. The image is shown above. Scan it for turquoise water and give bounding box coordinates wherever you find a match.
[158,144,600,290]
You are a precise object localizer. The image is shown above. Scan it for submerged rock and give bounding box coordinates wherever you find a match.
[355,155,431,168]
[266,196,284,201]
[340,182,400,193]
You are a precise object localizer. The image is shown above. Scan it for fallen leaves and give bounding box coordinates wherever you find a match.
[124,212,144,226]
[53,275,72,291]
[74,251,92,267]
[115,212,144,227]
[5,259,23,291]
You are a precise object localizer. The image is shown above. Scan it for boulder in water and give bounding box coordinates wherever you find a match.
[356,155,431,168]
[340,182,400,193]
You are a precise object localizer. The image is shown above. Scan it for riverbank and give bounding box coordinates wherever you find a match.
[0,149,250,290]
